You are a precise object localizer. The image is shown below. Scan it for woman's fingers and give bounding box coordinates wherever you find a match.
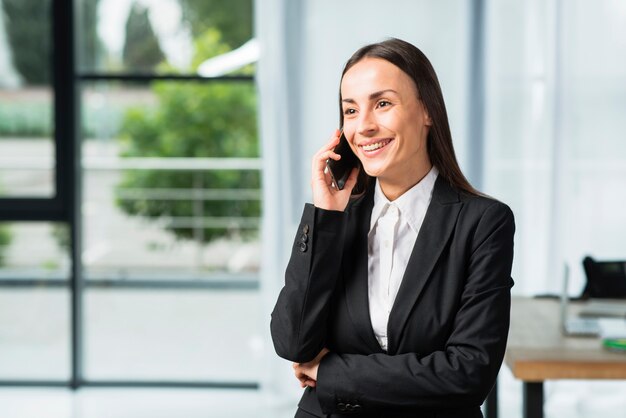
[343,166,360,192]
[294,363,317,388]
[313,131,342,166]
[310,130,357,211]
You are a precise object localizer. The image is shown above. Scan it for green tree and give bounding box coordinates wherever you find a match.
[116,29,259,243]
[0,225,11,266]
[1,0,51,84]
[78,0,103,71]
[122,2,165,71]
[178,0,253,49]
[2,0,101,85]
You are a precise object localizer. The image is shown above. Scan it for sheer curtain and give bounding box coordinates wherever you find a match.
[483,0,626,296]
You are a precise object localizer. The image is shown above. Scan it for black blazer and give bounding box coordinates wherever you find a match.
[271,176,515,418]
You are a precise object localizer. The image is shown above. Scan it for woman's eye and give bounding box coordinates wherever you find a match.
[377,100,392,108]
[343,108,356,115]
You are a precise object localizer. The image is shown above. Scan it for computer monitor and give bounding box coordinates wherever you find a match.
[582,256,626,299]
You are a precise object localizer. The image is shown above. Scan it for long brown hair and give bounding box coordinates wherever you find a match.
[339,38,479,196]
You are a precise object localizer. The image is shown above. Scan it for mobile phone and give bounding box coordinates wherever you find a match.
[327,131,359,190]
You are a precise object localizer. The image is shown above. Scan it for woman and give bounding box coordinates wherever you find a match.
[270,38,515,418]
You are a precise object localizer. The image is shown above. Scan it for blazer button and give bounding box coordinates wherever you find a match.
[300,234,308,243]
[298,242,307,252]
[302,224,309,234]
[345,403,354,412]
[337,402,346,412]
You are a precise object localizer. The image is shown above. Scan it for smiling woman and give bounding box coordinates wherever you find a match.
[271,38,516,418]
[340,57,432,201]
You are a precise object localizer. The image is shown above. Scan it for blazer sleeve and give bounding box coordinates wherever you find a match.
[315,201,515,413]
[270,203,348,363]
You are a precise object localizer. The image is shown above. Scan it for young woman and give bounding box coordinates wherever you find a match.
[271,38,515,418]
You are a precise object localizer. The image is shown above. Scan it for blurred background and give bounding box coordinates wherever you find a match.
[0,0,625,417]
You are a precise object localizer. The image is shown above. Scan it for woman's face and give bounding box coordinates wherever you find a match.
[340,57,431,186]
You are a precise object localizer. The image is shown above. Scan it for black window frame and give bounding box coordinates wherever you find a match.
[0,0,259,391]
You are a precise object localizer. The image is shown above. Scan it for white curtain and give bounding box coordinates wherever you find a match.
[484,0,626,296]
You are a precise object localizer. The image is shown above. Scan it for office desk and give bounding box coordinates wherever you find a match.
[505,297,626,418]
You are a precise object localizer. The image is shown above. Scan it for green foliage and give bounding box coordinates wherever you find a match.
[178,0,253,49]
[51,224,70,253]
[1,0,51,85]
[78,0,103,71]
[190,28,231,69]
[0,225,12,266]
[0,101,52,137]
[116,30,259,243]
[2,0,101,85]
[0,100,99,138]
[122,2,165,71]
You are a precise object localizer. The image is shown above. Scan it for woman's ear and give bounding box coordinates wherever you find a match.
[424,108,433,126]
[419,99,433,126]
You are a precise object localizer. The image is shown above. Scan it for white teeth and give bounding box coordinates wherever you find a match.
[361,139,390,152]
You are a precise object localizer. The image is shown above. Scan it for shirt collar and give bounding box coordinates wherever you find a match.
[370,166,439,233]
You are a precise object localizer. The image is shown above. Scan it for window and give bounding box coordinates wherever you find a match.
[0,0,55,198]
[0,0,260,389]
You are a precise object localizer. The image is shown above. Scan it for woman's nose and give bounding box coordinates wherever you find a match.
[357,110,378,136]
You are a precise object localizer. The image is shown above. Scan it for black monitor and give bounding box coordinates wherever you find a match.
[582,256,626,299]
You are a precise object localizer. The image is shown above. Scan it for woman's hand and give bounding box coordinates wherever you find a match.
[311,130,359,211]
[292,347,330,388]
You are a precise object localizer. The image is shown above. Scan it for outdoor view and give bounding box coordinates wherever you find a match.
[0,0,264,383]
[0,0,261,279]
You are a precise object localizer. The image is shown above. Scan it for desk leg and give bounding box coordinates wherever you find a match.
[485,380,498,418]
[523,382,544,418]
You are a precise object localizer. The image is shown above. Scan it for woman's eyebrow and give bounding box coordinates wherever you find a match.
[342,89,399,104]
[368,89,398,100]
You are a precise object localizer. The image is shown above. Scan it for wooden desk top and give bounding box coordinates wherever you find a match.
[505,297,626,382]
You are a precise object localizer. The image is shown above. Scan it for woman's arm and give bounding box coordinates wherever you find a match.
[271,131,359,362]
[270,204,347,363]
[314,201,515,413]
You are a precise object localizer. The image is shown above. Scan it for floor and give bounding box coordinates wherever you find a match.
[0,388,295,418]
[1,287,626,418]
[1,371,626,418]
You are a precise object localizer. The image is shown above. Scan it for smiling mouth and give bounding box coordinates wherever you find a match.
[360,139,393,153]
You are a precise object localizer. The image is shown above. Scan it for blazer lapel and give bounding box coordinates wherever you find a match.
[386,176,463,354]
[342,187,383,353]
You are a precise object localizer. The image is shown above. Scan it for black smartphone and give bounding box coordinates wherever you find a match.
[327,131,359,190]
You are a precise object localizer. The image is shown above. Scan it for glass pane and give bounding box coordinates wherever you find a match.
[0,289,70,380]
[84,289,263,381]
[81,81,260,280]
[0,0,54,197]
[77,0,255,75]
[0,222,70,280]
[0,222,70,380]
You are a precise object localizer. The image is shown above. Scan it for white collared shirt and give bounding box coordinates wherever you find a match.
[368,167,438,351]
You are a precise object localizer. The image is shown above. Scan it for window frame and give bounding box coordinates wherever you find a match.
[0,0,259,391]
